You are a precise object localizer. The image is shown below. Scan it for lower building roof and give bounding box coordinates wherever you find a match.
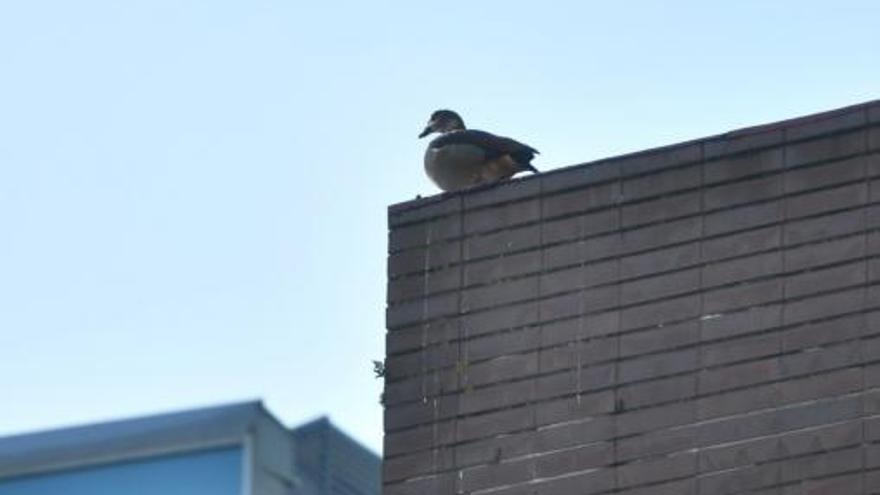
[0,400,267,479]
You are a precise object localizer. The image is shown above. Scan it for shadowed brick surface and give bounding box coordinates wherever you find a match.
[385,100,880,495]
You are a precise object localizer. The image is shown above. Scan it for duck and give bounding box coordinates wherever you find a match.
[418,110,539,192]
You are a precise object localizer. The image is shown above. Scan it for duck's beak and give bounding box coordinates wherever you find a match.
[418,120,436,138]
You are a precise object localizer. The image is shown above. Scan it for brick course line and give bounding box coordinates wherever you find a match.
[388,176,880,306]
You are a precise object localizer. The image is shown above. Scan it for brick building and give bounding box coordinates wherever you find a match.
[384,100,880,494]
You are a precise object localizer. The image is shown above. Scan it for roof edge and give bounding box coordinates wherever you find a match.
[0,400,267,480]
[389,98,880,218]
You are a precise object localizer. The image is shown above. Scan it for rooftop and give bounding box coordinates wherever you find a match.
[0,400,274,479]
[390,98,880,217]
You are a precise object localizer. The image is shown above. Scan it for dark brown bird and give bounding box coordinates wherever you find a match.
[418,110,539,192]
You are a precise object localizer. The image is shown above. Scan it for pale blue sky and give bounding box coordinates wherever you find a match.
[0,1,877,453]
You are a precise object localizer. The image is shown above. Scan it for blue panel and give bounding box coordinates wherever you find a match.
[0,446,242,495]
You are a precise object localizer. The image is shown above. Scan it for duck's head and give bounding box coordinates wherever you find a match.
[419,109,465,138]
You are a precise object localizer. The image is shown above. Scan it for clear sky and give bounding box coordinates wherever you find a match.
[0,1,878,453]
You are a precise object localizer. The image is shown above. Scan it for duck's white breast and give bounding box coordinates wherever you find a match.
[424,144,487,191]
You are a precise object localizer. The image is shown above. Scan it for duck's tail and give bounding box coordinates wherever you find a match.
[512,147,540,173]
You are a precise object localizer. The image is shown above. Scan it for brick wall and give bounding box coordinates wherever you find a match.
[384,101,880,495]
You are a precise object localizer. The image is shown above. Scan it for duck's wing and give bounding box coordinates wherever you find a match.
[429,130,539,161]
